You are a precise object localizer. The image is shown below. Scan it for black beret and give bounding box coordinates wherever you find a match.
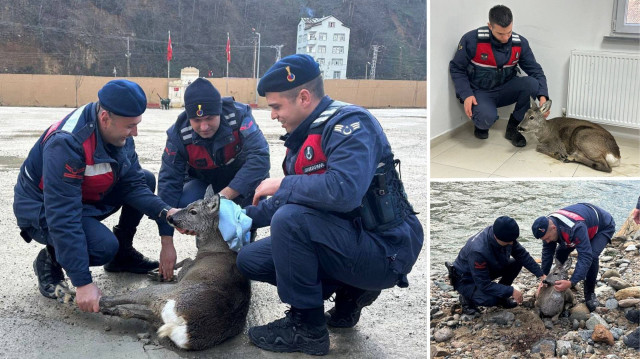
[493,216,520,242]
[257,54,321,96]
[184,78,222,119]
[98,79,147,117]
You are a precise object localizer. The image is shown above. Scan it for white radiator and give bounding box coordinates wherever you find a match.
[567,50,640,129]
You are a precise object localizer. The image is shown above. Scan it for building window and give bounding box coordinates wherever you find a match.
[333,33,345,41]
[613,0,640,35]
[319,32,327,41]
[332,46,344,54]
[333,71,341,79]
[307,45,315,53]
[317,58,325,65]
[308,32,316,40]
[318,45,326,53]
[329,22,335,28]
[331,58,343,66]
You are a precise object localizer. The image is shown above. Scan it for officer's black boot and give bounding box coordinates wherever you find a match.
[248,306,329,355]
[325,286,381,328]
[459,295,479,315]
[505,114,526,147]
[104,226,158,273]
[585,292,600,312]
[474,126,489,139]
[497,297,518,309]
[33,245,68,299]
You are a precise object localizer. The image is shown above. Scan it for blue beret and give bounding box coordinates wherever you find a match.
[184,78,222,119]
[98,79,147,117]
[493,216,519,242]
[532,216,550,239]
[257,54,321,96]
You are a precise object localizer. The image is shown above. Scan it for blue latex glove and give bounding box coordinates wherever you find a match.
[218,198,253,252]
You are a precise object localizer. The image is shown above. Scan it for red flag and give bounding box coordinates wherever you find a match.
[226,34,231,63]
[167,34,173,62]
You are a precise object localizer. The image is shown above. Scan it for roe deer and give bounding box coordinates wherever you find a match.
[535,257,575,322]
[518,98,621,172]
[99,186,250,350]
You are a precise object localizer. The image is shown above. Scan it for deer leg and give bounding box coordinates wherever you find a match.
[101,303,155,321]
[536,144,569,162]
[100,284,174,308]
[147,258,191,282]
[176,258,195,282]
[569,151,612,172]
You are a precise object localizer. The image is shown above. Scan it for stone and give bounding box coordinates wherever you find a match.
[487,310,515,325]
[618,298,640,308]
[607,277,631,291]
[586,313,609,330]
[433,346,450,357]
[600,255,613,262]
[595,286,615,298]
[614,286,640,301]
[601,269,620,279]
[591,324,614,345]
[432,310,445,319]
[623,327,640,349]
[434,280,454,292]
[434,327,454,342]
[570,303,591,322]
[625,309,640,324]
[605,298,619,310]
[610,327,624,340]
[531,339,556,357]
[579,329,594,342]
[625,244,637,251]
[556,340,572,356]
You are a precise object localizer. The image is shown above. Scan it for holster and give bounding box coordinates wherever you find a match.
[19,228,32,244]
[445,262,461,288]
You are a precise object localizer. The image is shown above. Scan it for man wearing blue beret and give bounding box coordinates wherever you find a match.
[155,78,269,280]
[532,203,615,312]
[13,80,180,313]
[235,54,424,355]
[446,216,544,315]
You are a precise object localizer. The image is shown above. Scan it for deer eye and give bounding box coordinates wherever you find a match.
[529,116,534,120]
[189,209,198,215]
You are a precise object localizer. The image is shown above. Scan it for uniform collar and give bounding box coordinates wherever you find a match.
[284,95,333,151]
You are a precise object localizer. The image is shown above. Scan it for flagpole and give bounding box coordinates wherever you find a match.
[167,30,171,79]
[226,32,230,96]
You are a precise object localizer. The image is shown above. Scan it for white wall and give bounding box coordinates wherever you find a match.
[430,0,640,139]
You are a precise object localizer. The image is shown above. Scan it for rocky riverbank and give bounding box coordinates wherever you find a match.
[430,210,640,358]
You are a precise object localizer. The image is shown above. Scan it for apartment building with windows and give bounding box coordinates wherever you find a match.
[296,15,350,79]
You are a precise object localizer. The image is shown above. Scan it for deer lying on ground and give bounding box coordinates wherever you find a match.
[517,98,621,172]
[99,186,251,350]
[535,257,575,323]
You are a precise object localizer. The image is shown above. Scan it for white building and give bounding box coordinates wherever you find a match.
[296,16,350,79]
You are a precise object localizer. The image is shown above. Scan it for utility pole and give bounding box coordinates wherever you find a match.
[252,36,257,78]
[370,45,381,80]
[273,44,284,62]
[253,29,261,105]
[125,36,131,77]
[365,62,370,80]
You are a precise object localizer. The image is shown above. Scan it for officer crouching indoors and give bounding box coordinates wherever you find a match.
[235,54,424,355]
[446,216,545,315]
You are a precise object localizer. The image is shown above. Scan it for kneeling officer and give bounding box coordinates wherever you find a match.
[447,216,545,314]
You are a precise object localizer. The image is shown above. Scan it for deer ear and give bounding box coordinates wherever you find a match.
[205,193,219,212]
[539,99,552,114]
[563,256,572,269]
[530,96,537,109]
[204,185,215,200]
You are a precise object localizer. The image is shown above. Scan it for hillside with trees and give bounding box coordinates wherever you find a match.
[0,0,426,80]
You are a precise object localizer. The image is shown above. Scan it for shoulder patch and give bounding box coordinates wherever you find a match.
[458,43,463,51]
[333,121,361,136]
[62,159,85,183]
[474,261,487,270]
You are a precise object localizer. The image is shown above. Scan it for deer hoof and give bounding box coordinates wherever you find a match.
[54,283,76,304]
[147,269,175,282]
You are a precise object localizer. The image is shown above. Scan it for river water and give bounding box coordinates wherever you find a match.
[430,179,640,275]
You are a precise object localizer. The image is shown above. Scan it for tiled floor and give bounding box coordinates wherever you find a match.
[431,120,640,178]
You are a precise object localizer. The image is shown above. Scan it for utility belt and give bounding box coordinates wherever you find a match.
[333,158,416,232]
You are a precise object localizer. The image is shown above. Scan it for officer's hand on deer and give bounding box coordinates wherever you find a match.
[538,97,550,118]
[253,178,283,206]
[463,95,477,119]
[554,279,571,292]
[512,288,523,304]
[159,236,177,281]
[76,283,101,313]
[536,274,547,296]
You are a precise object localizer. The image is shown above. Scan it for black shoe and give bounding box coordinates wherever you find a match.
[248,307,329,355]
[104,226,158,273]
[497,297,518,309]
[104,247,158,273]
[325,286,381,328]
[459,295,479,315]
[505,114,526,147]
[585,293,600,312]
[33,247,67,299]
[474,126,489,139]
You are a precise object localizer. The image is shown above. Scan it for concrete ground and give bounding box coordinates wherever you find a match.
[0,106,428,358]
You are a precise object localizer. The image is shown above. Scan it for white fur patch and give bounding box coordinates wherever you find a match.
[158,299,190,349]
[606,153,620,167]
